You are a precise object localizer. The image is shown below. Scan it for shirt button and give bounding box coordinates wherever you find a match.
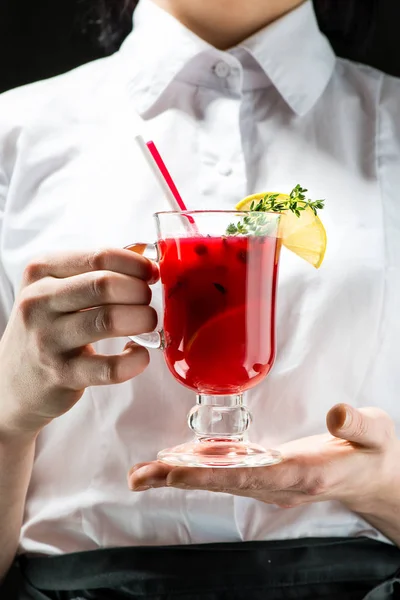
[217,162,233,176]
[213,61,231,79]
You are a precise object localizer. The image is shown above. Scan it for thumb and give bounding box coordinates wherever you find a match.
[326,403,395,450]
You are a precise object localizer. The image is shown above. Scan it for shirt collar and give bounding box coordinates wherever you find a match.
[241,1,336,115]
[119,0,336,117]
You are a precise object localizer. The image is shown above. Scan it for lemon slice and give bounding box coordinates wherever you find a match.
[235,193,327,268]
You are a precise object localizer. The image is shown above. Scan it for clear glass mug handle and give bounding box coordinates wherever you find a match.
[125,243,165,350]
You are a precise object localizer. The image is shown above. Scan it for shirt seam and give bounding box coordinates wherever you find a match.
[174,76,270,95]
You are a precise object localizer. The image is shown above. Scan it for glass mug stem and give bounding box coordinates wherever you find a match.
[188,394,251,442]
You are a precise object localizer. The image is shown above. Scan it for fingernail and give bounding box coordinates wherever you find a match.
[129,464,147,475]
[133,466,148,477]
[343,410,352,428]
[148,262,160,285]
[341,407,353,429]
[329,404,351,430]
[131,485,151,492]
[132,466,167,488]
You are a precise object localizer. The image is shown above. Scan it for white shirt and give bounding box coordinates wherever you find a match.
[0,0,400,556]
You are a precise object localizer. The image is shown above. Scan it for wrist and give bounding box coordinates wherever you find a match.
[0,419,40,449]
[0,397,48,446]
[347,490,400,548]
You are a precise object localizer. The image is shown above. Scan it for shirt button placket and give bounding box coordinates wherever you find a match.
[199,58,246,206]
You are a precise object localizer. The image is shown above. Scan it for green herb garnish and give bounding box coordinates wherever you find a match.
[226,184,325,236]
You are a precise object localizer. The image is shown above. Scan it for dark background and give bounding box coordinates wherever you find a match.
[0,0,399,94]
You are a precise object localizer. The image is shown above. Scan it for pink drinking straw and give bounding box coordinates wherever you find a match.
[146,141,187,212]
[134,135,197,230]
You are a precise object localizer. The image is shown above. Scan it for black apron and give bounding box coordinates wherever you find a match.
[4,537,400,600]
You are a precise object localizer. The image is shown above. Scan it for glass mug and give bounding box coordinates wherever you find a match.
[126,210,282,468]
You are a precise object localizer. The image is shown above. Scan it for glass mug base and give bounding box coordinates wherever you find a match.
[157,440,282,468]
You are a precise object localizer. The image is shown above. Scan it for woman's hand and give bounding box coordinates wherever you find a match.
[0,248,158,437]
[129,404,400,541]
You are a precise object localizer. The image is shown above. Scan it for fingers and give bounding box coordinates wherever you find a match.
[165,467,256,491]
[127,461,317,508]
[64,342,150,389]
[22,248,159,286]
[166,465,297,493]
[327,404,395,450]
[128,462,296,494]
[128,462,173,491]
[44,271,152,313]
[54,305,158,350]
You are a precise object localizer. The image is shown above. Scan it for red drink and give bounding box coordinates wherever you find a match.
[159,235,280,395]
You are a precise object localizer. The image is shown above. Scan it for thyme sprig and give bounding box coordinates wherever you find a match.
[226,185,325,236]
